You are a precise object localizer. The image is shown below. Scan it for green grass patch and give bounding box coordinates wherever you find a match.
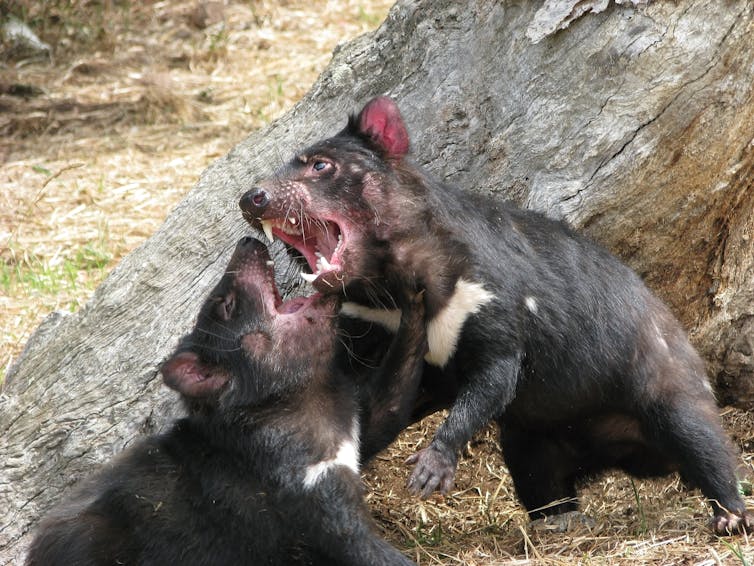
[411,519,443,547]
[629,478,647,535]
[2,240,113,305]
[0,236,113,389]
[721,539,752,566]
[31,164,52,176]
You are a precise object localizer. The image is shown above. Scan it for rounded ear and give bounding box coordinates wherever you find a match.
[161,351,229,398]
[355,96,409,159]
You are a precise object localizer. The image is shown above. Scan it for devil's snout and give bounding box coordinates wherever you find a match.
[239,187,270,218]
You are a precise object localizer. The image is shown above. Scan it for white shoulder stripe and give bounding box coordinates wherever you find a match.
[340,279,494,369]
[425,278,494,367]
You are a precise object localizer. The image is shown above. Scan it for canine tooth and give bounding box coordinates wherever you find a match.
[289,217,298,226]
[266,260,275,267]
[300,272,318,283]
[261,220,274,243]
[319,256,333,270]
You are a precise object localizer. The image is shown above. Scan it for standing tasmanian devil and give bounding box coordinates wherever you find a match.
[27,236,426,565]
[239,96,753,534]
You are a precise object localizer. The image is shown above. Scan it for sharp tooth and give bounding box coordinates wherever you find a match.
[265,260,275,267]
[300,272,318,283]
[319,255,333,270]
[289,217,298,226]
[261,220,274,243]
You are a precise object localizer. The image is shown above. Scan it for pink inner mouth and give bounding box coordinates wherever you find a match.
[236,239,334,327]
[266,216,344,281]
[258,257,327,316]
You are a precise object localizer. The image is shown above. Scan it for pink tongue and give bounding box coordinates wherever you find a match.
[317,223,339,258]
[279,297,307,314]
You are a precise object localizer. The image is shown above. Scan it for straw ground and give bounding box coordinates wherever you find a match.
[1,2,752,564]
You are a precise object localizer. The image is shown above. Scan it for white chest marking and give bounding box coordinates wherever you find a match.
[303,419,360,489]
[341,278,494,368]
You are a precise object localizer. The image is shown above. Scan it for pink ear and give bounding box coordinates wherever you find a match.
[161,351,229,397]
[356,96,409,159]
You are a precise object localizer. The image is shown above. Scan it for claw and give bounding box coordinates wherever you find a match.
[711,510,753,535]
[405,444,457,499]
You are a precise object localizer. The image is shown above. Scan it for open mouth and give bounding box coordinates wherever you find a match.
[256,255,322,316]
[259,214,345,288]
[244,242,331,319]
[231,236,335,328]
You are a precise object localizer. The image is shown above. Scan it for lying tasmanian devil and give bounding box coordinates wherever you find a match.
[239,96,752,533]
[27,236,425,565]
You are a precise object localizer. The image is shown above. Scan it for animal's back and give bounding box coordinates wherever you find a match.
[442,192,702,409]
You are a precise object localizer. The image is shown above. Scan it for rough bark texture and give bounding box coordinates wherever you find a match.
[2,0,753,562]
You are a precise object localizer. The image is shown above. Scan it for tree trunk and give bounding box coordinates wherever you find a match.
[2,0,753,562]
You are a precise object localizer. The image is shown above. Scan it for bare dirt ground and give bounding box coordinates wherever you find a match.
[1,2,752,564]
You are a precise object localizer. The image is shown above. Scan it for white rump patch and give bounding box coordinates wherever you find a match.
[303,419,360,489]
[425,279,494,367]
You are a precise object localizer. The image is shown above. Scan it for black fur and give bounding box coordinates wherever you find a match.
[239,96,752,534]
[27,236,425,565]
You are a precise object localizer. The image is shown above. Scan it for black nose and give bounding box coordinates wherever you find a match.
[235,235,267,257]
[239,187,270,215]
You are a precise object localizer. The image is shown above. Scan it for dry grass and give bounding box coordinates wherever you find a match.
[368,412,753,565]
[1,1,752,564]
[1,0,390,373]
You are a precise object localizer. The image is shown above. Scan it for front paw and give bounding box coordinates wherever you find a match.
[711,509,753,535]
[405,443,456,499]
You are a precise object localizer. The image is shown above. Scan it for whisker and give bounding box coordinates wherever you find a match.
[178,339,243,354]
[334,333,378,369]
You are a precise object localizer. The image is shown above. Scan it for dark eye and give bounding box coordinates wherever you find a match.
[215,292,236,322]
[312,160,330,172]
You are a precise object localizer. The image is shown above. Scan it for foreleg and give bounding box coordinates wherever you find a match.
[407,352,520,497]
[360,291,428,461]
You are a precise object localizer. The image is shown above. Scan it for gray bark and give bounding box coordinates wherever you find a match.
[2,0,753,562]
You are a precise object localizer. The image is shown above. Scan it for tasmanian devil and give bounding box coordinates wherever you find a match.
[238,96,753,534]
[27,236,426,566]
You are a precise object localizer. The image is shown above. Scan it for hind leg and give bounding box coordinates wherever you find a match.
[632,301,752,533]
[640,393,752,534]
[499,423,582,519]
